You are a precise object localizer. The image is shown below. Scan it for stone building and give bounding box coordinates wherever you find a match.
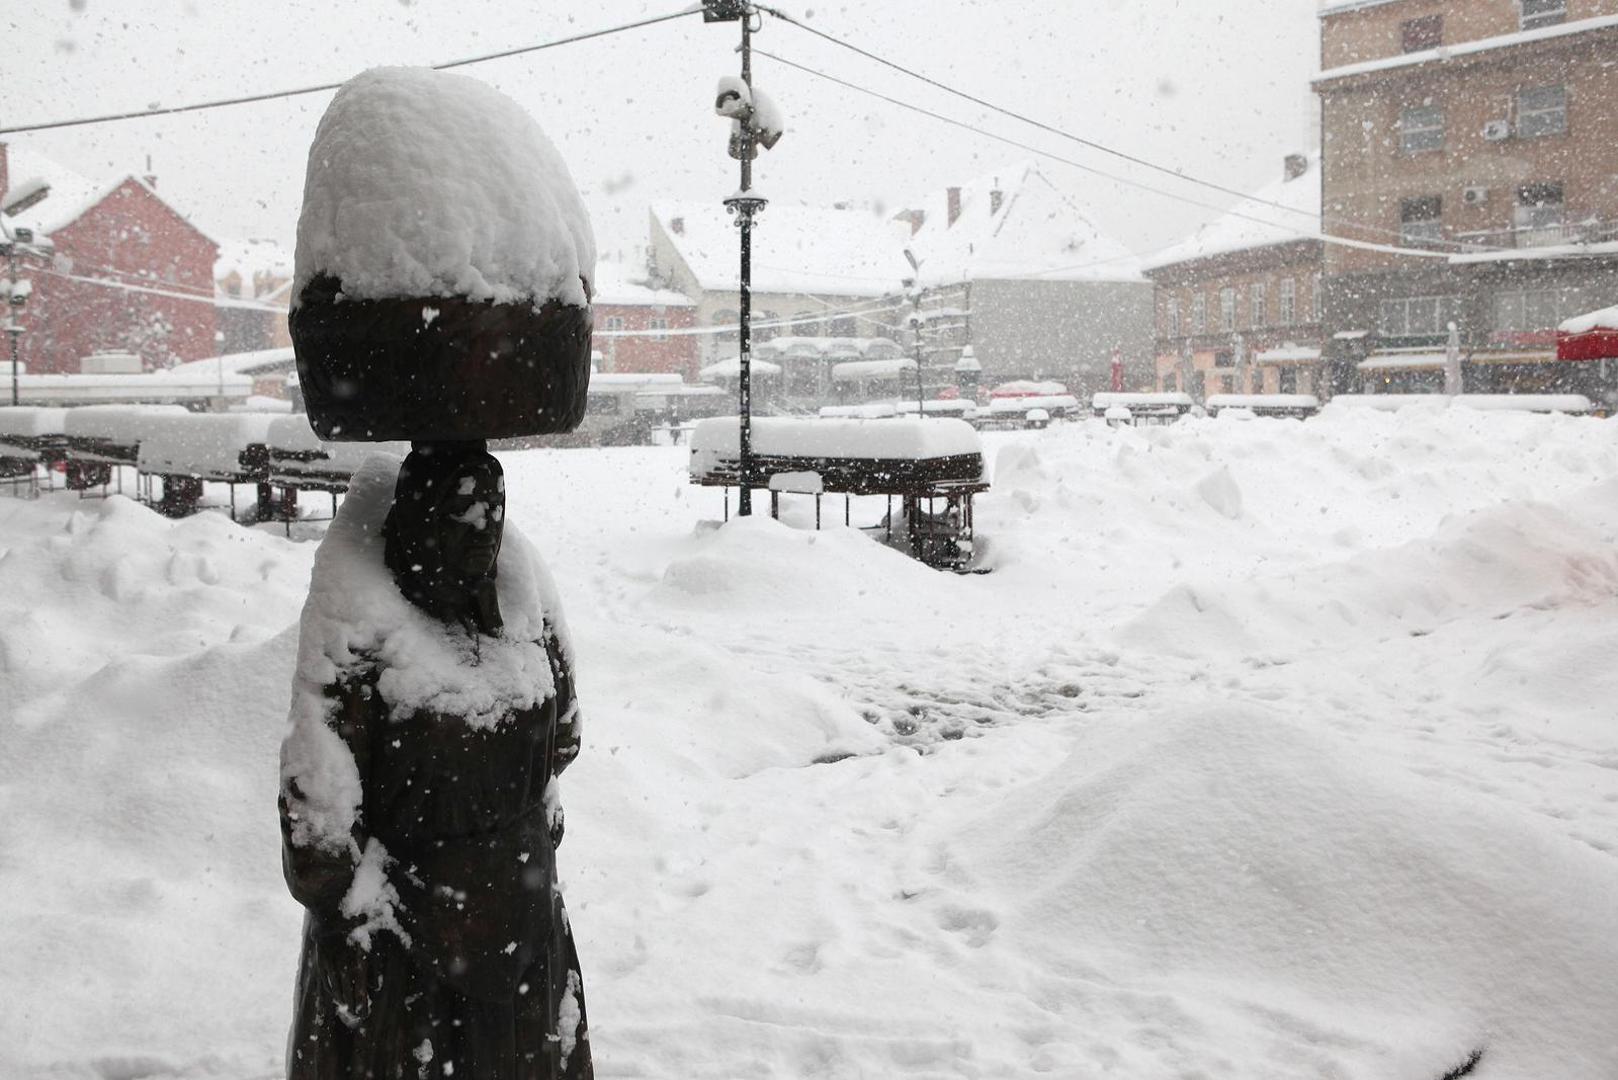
[1313,0,1618,395]
[896,162,1154,399]
[1,142,219,375]
[1143,154,1325,398]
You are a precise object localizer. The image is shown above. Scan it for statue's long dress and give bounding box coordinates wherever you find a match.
[280,629,591,1080]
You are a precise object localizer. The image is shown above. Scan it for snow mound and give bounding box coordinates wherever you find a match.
[958,706,1618,1077]
[1119,482,1618,658]
[280,455,573,852]
[293,67,595,309]
[655,514,938,613]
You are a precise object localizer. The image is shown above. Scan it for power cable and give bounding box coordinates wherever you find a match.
[759,6,1505,254]
[754,47,1458,262]
[0,7,702,135]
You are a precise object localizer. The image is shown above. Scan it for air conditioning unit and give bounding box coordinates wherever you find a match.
[1462,185,1490,207]
[1481,119,1511,141]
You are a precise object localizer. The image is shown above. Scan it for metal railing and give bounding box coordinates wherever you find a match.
[1456,216,1618,252]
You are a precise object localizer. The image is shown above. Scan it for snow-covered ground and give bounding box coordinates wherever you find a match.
[4,405,1618,1079]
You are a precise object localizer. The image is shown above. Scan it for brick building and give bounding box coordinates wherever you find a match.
[591,260,700,379]
[1313,0,1618,395]
[1144,154,1325,398]
[214,237,292,355]
[1,143,219,375]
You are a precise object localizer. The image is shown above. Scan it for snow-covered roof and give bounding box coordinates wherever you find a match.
[757,336,901,360]
[699,357,782,379]
[0,406,68,439]
[158,346,296,381]
[2,144,114,238]
[1254,344,1323,363]
[986,394,1080,414]
[134,412,280,475]
[652,201,907,298]
[831,358,917,381]
[690,416,981,468]
[1143,155,1320,271]
[903,161,1144,286]
[1092,391,1195,409]
[992,380,1070,398]
[1359,353,1448,371]
[1316,14,1618,82]
[592,260,694,307]
[1560,304,1618,335]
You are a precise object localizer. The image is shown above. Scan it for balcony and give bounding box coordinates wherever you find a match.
[1456,214,1618,252]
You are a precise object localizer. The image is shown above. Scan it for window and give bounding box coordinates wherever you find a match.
[1400,105,1445,154]
[1219,287,1236,332]
[648,317,669,341]
[1311,272,1322,323]
[1249,282,1267,328]
[1401,14,1443,52]
[1400,195,1443,247]
[830,316,858,337]
[601,315,626,332]
[1494,287,1580,331]
[1213,350,1234,369]
[1278,366,1299,394]
[1516,85,1567,138]
[1379,295,1451,338]
[1514,182,1565,242]
[1520,0,1566,30]
[1278,277,1296,325]
[1191,293,1206,333]
[1165,297,1180,337]
[713,309,739,342]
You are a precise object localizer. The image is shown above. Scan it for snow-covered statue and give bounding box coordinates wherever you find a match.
[277,66,596,1080]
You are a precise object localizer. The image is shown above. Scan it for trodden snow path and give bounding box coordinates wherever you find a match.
[3,407,1618,1079]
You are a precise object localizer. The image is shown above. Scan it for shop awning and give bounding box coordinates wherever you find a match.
[1557,303,1618,361]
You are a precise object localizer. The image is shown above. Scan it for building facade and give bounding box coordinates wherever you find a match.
[1314,0,1618,396]
[591,262,700,380]
[1145,155,1326,398]
[896,163,1155,399]
[2,143,219,376]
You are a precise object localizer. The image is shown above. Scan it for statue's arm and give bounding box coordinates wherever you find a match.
[279,676,379,1022]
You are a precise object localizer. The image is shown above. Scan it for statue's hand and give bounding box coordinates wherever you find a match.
[318,928,372,1028]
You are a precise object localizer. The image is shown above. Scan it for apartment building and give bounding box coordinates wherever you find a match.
[1144,154,1326,398]
[1313,0,1618,394]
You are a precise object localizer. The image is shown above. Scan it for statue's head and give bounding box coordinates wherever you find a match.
[383,440,506,636]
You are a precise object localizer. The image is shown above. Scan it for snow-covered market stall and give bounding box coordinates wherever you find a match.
[688,415,988,570]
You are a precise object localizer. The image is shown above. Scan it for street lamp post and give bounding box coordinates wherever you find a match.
[709,0,782,515]
[2,227,36,407]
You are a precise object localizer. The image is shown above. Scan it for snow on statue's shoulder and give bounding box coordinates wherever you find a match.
[293,66,596,311]
[280,455,568,852]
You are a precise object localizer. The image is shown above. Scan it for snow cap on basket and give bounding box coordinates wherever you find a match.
[293,66,596,310]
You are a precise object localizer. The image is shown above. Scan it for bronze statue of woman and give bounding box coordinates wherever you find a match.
[279,441,592,1080]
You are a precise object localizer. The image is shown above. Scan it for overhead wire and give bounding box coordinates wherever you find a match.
[758,4,1489,253]
[753,47,1459,262]
[0,7,703,135]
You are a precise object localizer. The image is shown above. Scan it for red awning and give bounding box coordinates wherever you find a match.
[1558,329,1618,362]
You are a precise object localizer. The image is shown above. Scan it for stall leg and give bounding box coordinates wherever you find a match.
[770,490,779,520]
[815,493,821,530]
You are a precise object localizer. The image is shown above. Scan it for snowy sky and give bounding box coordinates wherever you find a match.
[5,0,1321,267]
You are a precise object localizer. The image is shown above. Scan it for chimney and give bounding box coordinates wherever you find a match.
[946,186,962,227]
[144,154,156,189]
[989,182,1004,216]
[670,215,685,236]
[1284,153,1309,182]
[895,208,926,236]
